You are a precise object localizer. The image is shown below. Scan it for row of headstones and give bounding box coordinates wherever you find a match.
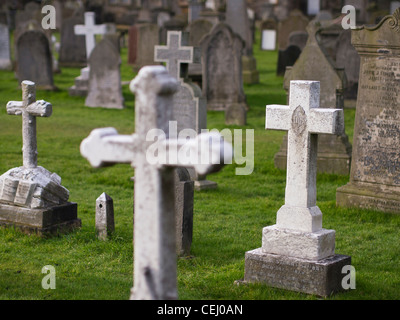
[2,8,400,297]
[260,9,360,101]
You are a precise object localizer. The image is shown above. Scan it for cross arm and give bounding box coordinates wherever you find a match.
[6,100,52,117]
[6,101,23,115]
[309,108,344,135]
[80,127,139,168]
[266,105,292,131]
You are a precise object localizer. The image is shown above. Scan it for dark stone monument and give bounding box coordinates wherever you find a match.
[59,16,87,68]
[175,168,194,256]
[16,30,56,91]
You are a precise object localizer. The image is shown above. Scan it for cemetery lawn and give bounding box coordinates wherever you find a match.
[1,34,400,301]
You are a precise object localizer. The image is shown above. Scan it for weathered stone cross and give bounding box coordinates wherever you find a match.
[154,31,200,80]
[80,66,232,300]
[74,12,107,59]
[266,81,344,233]
[6,80,52,169]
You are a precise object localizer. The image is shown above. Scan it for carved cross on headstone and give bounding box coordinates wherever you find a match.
[74,12,107,59]
[80,66,232,300]
[266,81,344,233]
[6,80,52,169]
[154,31,200,80]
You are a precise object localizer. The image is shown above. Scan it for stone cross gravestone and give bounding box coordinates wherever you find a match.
[96,192,114,241]
[243,81,351,297]
[16,29,56,91]
[128,23,160,72]
[337,9,400,213]
[225,0,259,84]
[0,23,12,70]
[70,12,112,97]
[275,21,352,176]
[155,31,215,190]
[200,23,248,126]
[74,12,108,60]
[85,38,124,109]
[0,81,80,235]
[80,66,232,300]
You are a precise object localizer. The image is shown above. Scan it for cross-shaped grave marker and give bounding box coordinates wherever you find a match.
[0,81,80,234]
[155,31,200,81]
[266,80,344,234]
[242,81,350,297]
[6,80,52,169]
[74,12,108,59]
[80,66,232,299]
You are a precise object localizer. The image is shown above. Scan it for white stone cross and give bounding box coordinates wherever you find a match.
[154,31,200,80]
[6,81,52,169]
[80,66,232,300]
[74,12,108,59]
[266,81,344,233]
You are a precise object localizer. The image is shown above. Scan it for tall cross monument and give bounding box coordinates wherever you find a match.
[243,81,351,297]
[80,66,232,299]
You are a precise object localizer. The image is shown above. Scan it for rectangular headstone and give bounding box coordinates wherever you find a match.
[337,9,400,214]
[85,38,124,109]
[0,23,12,70]
[16,30,56,91]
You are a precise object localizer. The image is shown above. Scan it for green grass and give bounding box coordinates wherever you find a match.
[0,31,400,301]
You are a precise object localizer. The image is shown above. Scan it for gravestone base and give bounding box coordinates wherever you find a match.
[0,202,81,236]
[243,248,351,297]
[336,182,400,214]
[225,103,247,126]
[242,55,259,84]
[69,67,89,97]
[274,133,352,175]
[194,179,218,191]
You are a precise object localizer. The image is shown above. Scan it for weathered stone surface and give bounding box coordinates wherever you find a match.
[85,38,124,109]
[175,168,194,256]
[96,192,114,241]
[16,30,55,91]
[337,9,400,213]
[241,81,350,296]
[0,23,12,70]
[200,22,247,125]
[275,21,352,175]
[59,15,87,68]
[225,0,259,84]
[1,81,80,236]
[129,23,160,72]
[277,9,309,51]
[0,202,80,236]
[335,29,361,100]
[243,249,351,297]
[80,66,232,300]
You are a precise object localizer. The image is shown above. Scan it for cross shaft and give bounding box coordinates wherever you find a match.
[6,81,52,169]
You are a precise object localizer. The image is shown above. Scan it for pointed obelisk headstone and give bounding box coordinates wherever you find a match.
[96,193,114,240]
